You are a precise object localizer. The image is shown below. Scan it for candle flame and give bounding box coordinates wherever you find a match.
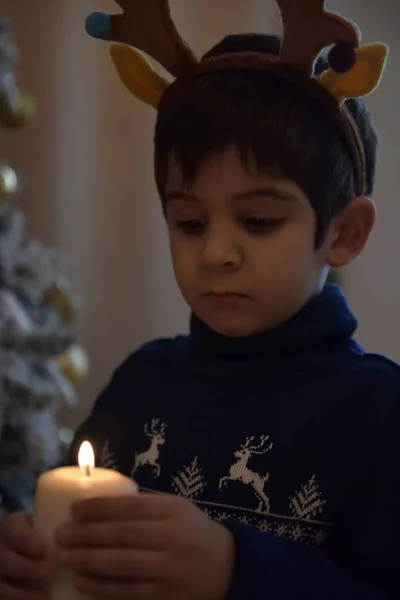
[78,441,95,471]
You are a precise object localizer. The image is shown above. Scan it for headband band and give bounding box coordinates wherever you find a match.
[85,0,388,196]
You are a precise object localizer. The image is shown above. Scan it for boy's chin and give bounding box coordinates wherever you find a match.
[204,315,271,339]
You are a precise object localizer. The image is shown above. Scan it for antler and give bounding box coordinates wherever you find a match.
[277,0,361,76]
[86,0,198,78]
[144,418,167,436]
[243,435,273,454]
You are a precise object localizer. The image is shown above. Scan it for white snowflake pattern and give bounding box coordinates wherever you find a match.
[276,524,288,537]
[313,529,327,546]
[238,515,251,526]
[291,525,305,542]
[258,520,271,533]
[216,511,231,523]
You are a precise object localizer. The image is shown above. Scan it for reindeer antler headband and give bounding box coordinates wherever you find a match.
[85,0,388,196]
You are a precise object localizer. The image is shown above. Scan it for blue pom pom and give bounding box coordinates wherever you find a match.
[85,12,111,39]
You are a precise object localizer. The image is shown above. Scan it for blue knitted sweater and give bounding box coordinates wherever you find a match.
[69,284,400,599]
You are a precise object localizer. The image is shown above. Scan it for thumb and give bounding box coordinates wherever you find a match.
[85,11,131,45]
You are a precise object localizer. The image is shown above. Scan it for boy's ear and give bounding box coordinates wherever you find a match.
[328,196,376,268]
[110,43,171,109]
[318,43,388,104]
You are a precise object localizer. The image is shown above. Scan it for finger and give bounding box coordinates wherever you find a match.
[0,579,47,600]
[59,547,165,580]
[73,493,179,523]
[75,575,162,600]
[0,514,46,559]
[85,12,132,45]
[0,542,52,584]
[55,520,164,551]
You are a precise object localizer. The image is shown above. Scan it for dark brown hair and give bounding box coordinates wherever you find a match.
[154,34,379,245]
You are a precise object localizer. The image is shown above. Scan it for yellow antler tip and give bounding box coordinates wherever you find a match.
[374,43,389,63]
[318,42,389,104]
[109,43,171,109]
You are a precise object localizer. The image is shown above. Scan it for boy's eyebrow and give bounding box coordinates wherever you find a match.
[164,187,299,203]
[164,191,199,203]
[233,187,298,202]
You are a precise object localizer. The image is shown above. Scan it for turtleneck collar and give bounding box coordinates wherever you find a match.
[190,284,358,358]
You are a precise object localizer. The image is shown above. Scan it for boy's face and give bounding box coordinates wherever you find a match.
[165,147,332,338]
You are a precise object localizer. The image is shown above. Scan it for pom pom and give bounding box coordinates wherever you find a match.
[328,44,357,74]
[85,12,111,40]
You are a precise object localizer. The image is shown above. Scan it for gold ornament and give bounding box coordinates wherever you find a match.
[56,345,89,388]
[0,165,19,196]
[43,277,76,324]
[0,89,36,128]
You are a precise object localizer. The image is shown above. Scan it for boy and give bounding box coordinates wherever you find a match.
[0,1,398,599]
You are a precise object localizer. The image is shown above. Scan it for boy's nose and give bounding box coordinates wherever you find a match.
[201,229,243,270]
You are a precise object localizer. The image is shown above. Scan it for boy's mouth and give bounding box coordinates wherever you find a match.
[207,292,246,298]
[204,292,249,305]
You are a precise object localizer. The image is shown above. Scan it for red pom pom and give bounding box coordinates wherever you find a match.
[328,44,357,74]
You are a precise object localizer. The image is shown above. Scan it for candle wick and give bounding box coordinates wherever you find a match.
[84,464,91,477]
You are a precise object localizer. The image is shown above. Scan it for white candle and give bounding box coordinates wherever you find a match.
[34,441,138,600]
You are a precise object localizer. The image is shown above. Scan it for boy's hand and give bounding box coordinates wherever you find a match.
[56,493,235,600]
[0,512,53,600]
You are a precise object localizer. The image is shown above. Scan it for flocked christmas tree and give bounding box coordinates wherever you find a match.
[0,16,89,518]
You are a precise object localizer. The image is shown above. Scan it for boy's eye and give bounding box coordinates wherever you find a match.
[176,220,205,234]
[245,218,283,232]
